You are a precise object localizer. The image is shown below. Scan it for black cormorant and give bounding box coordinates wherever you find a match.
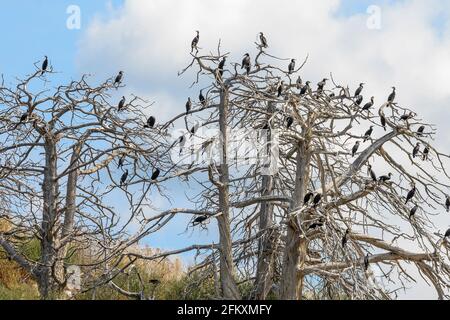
[186,98,192,115]
[364,254,370,271]
[300,81,310,96]
[288,59,296,74]
[193,215,209,226]
[286,116,294,129]
[114,71,124,86]
[218,57,226,70]
[445,228,450,238]
[362,96,374,112]
[304,192,314,205]
[118,155,125,169]
[363,126,374,142]
[342,229,349,247]
[120,169,129,186]
[199,90,206,107]
[412,142,420,158]
[277,81,284,97]
[242,53,251,74]
[445,195,450,213]
[296,76,303,89]
[400,112,414,121]
[190,123,200,136]
[259,32,268,48]
[313,194,322,207]
[191,30,200,53]
[380,114,387,131]
[405,184,416,204]
[355,95,364,106]
[19,112,28,123]
[368,164,377,182]
[41,56,48,75]
[422,146,429,161]
[354,83,364,97]
[144,116,156,129]
[409,205,418,219]
[417,125,425,136]
[352,141,360,157]
[308,218,324,230]
[118,96,126,111]
[317,78,328,93]
[378,173,392,183]
[151,168,160,181]
[388,87,396,103]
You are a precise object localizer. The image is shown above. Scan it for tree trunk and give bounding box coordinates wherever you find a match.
[280,141,311,300]
[217,88,241,299]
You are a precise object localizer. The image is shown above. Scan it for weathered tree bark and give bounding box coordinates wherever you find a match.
[217,88,241,299]
[280,140,311,300]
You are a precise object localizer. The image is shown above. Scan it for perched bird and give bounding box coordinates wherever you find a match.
[193,215,209,226]
[199,90,206,107]
[405,184,416,204]
[296,76,303,90]
[277,81,284,97]
[352,141,360,157]
[286,116,294,129]
[288,59,296,74]
[380,114,387,131]
[151,168,160,181]
[412,142,420,158]
[362,96,374,112]
[144,116,156,129]
[368,164,377,182]
[445,195,450,213]
[19,112,28,123]
[317,78,328,93]
[363,126,374,143]
[41,56,49,75]
[308,218,324,230]
[191,30,200,53]
[120,169,129,186]
[445,228,450,238]
[218,56,226,70]
[242,53,251,74]
[378,173,392,183]
[409,205,418,219]
[313,194,322,207]
[400,112,414,121]
[118,96,126,111]
[342,229,350,247]
[304,192,314,205]
[355,95,364,106]
[118,156,125,169]
[354,83,364,97]
[364,254,370,271]
[190,123,200,136]
[259,32,268,48]
[186,98,192,115]
[388,86,396,103]
[422,146,430,161]
[114,71,124,86]
[417,125,425,136]
[300,81,311,96]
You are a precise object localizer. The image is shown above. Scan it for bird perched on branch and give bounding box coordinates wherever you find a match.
[151,168,160,181]
[362,96,374,112]
[191,31,200,53]
[342,229,350,247]
[354,83,364,97]
[313,194,322,208]
[118,155,125,169]
[400,112,414,121]
[368,164,377,182]
[288,59,296,74]
[422,145,430,161]
[405,184,416,204]
[218,56,226,70]
[114,71,124,87]
[185,98,192,115]
[388,86,396,104]
[364,254,370,271]
[409,205,418,219]
[286,116,294,129]
[363,126,374,142]
[144,116,156,129]
[304,192,314,205]
[308,218,324,230]
[118,96,126,111]
[412,142,420,158]
[242,53,251,74]
[41,56,49,75]
[444,228,450,238]
[193,215,209,226]
[300,81,311,96]
[296,76,303,90]
[199,90,206,107]
[317,78,328,93]
[445,195,450,213]
[380,114,387,131]
[277,81,284,97]
[259,32,268,48]
[378,173,392,183]
[417,125,425,137]
[352,141,360,157]
[120,170,129,186]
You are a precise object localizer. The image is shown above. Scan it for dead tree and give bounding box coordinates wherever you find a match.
[0,66,174,298]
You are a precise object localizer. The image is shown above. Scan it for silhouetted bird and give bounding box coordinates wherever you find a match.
[218,56,226,71]
[313,194,322,207]
[277,81,284,97]
[400,112,414,121]
[354,83,364,97]
[118,96,126,111]
[193,215,209,226]
[363,126,374,142]
[362,96,373,111]
[118,156,125,169]
[422,146,429,161]
[19,113,28,123]
[409,205,418,219]
[41,56,48,75]
[445,228,450,238]
[352,141,360,157]
[199,90,206,107]
[388,86,396,103]
[378,173,392,183]
[288,59,296,74]
[405,184,416,204]
[304,192,314,205]
[417,125,425,136]
[308,219,324,230]
[151,168,160,181]
[120,170,129,186]
[186,98,192,115]
[191,30,200,53]
[144,116,156,129]
[368,164,377,182]
[286,116,294,129]
[300,82,311,96]
[446,195,450,213]
[380,114,387,131]
[355,95,363,106]
[364,254,370,271]
[259,32,268,48]
[114,71,124,86]
[342,229,350,247]
[412,143,420,158]
[242,53,251,74]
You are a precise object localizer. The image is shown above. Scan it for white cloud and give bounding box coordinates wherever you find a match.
[76,0,450,299]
